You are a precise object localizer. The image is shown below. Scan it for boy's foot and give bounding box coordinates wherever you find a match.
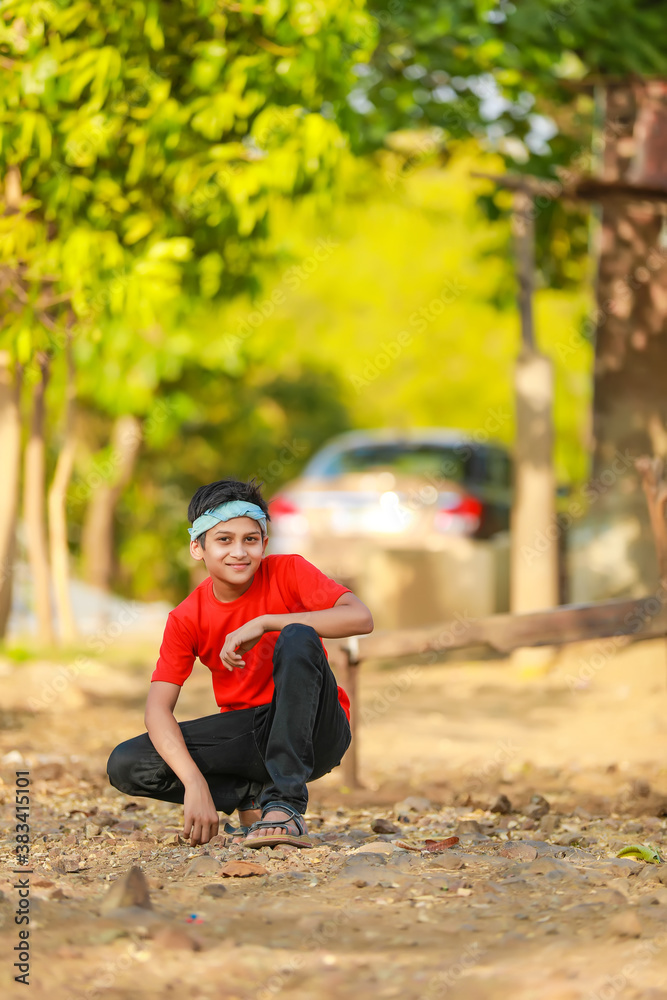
[224,808,261,844]
[244,803,312,849]
[245,807,308,842]
[238,808,261,828]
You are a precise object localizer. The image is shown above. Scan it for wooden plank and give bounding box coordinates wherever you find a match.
[334,595,667,663]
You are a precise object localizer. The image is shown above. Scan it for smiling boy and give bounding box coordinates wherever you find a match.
[107,477,373,849]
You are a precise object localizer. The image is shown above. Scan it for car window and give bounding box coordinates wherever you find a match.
[321,444,471,482]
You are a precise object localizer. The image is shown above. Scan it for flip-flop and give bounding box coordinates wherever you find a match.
[243,800,313,850]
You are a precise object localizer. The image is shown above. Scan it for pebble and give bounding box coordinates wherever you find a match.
[372,818,401,835]
[525,795,550,820]
[499,843,538,862]
[353,842,399,856]
[99,866,152,914]
[220,860,268,878]
[149,926,201,951]
[396,796,431,814]
[609,910,643,938]
[203,884,227,898]
[490,794,512,814]
[185,855,221,877]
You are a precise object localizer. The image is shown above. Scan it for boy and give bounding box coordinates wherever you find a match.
[107,477,373,849]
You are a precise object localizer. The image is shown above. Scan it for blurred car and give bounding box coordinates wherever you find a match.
[267,429,512,585]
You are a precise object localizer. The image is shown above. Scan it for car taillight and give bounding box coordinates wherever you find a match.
[269,495,300,518]
[268,495,308,536]
[434,493,482,535]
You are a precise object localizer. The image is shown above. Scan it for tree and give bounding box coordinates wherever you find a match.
[0,0,377,639]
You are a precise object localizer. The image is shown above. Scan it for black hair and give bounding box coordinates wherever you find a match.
[188,477,270,548]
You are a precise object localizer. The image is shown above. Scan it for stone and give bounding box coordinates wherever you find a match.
[114,819,141,833]
[490,794,512,814]
[56,855,83,873]
[499,843,538,862]
[396,796,431,814]
[540,815,561,835]
[608,858,644,877]
[353,842,398,856]
[220,860,268,878]
[99,866,152,914]
[639,865,667,885]
[371,818,401,835]
[456,820,483,836]
[609,910,642,938]
[149,926,201,951]
[185,855,221,877]
[525,795,550,820]
[203,884,227,898]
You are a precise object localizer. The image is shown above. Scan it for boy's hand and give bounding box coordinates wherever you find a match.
[183,780,220,846]
[219,617,266,671]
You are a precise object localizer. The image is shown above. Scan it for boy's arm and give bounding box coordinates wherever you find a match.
[144,681,219,846]
[220,592,373,670]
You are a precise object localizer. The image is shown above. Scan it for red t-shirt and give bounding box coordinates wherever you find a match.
[152,554,351,720]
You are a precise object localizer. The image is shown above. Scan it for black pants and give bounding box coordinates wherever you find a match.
[106,624,351,816]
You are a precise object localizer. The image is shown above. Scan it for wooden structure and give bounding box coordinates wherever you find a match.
[332,457,667,788]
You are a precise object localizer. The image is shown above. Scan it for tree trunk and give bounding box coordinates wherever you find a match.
[81,415,142,591]
[509,190,559,615]
[47,333,78,643]
[23,353,54,644]
[0,353,22,638]
[589,80,667,595]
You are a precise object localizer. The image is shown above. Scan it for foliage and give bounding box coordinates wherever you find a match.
[0,0,377,405]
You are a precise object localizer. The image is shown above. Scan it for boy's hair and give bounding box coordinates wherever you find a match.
[188,478,270,547]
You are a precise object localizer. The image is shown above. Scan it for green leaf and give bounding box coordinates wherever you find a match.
[616,844,662,864]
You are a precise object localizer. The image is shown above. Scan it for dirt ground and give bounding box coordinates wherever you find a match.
[1,634,667,1000]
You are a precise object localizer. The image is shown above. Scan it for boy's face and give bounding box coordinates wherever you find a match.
[190,516,268,591]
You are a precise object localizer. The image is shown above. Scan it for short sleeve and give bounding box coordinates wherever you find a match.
[152,613,197,686]
[284,554,351,612]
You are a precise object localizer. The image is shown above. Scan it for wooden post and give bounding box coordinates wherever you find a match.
[635,457,667,586]
[510,191,559,621]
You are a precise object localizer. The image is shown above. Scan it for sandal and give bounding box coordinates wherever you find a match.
[223,822,249,841]
[243,801,313,850]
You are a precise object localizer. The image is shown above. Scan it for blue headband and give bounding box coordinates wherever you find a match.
[188,501,267,540]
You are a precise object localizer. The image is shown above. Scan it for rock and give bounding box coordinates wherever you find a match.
[353,842,398,856]
[456,820,483,836]
[36,761,65,781]
[499,843,538,862]
[56,855,83,873]
[114,819,141,833]
[629,778,651,798]
[525,795,550,820]
[371,818,401,835]
[203,884,227,898]
[609,910,642,938]
[396,796,431,814]
[149,926,201,951]
[490,794,512,814]
[99,866,152,914]
[185,855,221,877]
[425,855,465,871]
[639,865,667,885]
[85,823,101,839]
[641,886,667,905]
[220,860,268,878]
[540,815,561,835]
[609,858,644,877]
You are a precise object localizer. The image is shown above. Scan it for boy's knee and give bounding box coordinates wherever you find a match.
[106,741,135,793]
[276,623,320,648]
